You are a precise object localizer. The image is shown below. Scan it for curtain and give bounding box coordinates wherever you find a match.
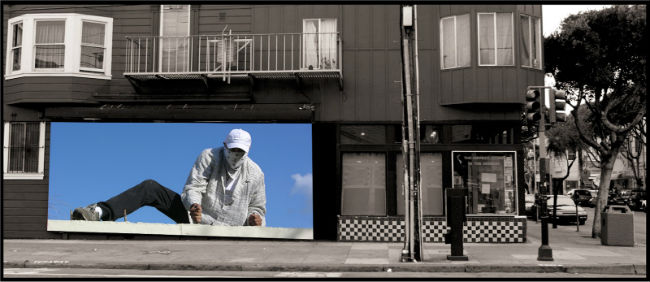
[320,19,337,69]
[341,153,386,215]
[478,14,495,65]
[456,14,471,67]
[81,22,105,69]
[441,17,456,68]
[520,15,531,67]
[531,18,540,68]
[496,13,513,65]
[161,5,190,72]
[35,21,65,68]
[302,19,318,69]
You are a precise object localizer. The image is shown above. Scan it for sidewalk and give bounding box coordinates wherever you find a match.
[3,221,646,276]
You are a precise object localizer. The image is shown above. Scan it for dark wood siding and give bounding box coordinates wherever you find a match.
[2,123,58,239]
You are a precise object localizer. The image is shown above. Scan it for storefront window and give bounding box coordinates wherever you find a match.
[341,153,386,215]
[396,153,443,215]
[452,151,517,214]
[340,125,386,144]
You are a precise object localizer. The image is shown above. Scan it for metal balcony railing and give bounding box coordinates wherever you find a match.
[124,32,341,83]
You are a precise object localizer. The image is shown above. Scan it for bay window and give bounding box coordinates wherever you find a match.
[478,12,514,66]
[5,14,113,79]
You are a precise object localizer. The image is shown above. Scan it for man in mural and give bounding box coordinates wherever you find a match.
[70,129,266,226]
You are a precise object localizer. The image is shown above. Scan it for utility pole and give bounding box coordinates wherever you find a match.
[399,4,423,262]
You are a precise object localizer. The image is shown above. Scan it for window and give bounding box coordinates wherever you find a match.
[5,14,113,79]
[10,22,23,71]
[340,125,386,144]
[81,21,106,71]
[397,153,443,215]
[160,5,190,72]
[302,18,337,70]
[478,12,514,66]
[440,14,470,69]
[452,151,517,214]
[3,122,46,180]
[341,153,386,215]
[520,14,541,68]
[34,20,66,69]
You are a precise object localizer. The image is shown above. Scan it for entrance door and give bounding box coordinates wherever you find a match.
[159,5,190,72]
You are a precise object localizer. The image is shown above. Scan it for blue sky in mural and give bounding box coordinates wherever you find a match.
[48,123,313,228]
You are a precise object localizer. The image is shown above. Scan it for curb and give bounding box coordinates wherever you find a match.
[4,261,645,275]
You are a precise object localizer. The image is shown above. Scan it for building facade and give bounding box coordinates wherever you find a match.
[3,4,544,242]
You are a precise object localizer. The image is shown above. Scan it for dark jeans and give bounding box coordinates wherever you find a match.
[97,179,190,223]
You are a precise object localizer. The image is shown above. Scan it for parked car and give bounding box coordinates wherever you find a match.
[570,189,593,206]
[607,191,627,206]
[627,189,647,211]
[587,191,599,207]
[533,195,588,225]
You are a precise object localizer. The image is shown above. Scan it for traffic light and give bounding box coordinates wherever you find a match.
[526,89,541,126]
[549,89,567,124]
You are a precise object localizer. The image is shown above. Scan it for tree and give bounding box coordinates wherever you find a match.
[546,114,581,184]
[621,119,646,189]
[544,5,646,238]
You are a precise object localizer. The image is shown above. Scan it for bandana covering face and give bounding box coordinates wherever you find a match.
[224,147,247,170]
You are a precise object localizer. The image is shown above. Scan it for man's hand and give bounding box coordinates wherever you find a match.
[189,203,202,224]
[248,213,262,226]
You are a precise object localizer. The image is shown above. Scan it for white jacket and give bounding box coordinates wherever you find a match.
[181,147,266,226]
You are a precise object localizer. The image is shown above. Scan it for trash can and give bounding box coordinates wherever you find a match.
[601,205,634,246]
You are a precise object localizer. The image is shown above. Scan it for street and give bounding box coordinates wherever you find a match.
[3,268,645,278]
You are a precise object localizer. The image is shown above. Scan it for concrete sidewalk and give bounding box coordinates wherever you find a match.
[2,222,646,276]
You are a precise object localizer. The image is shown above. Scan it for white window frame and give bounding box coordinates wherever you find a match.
[10,21,23,72]
[440,14,470,70]
[477,12,514,67]
[520,14,542,69]
[80,20,108,73]
[159,4,191,73]
[5,13,113,80]
[302,18,338,70]
[3,122,46,180]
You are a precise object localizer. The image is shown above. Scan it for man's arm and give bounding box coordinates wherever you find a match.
[246,174,266,226]
[181,149,215,212]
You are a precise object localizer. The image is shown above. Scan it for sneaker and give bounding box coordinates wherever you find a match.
[70,204,101,221]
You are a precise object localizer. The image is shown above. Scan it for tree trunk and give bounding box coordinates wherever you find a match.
[578,148,585,187]
[591,154,616,238]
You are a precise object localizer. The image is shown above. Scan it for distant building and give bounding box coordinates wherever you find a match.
[3,4,544,242]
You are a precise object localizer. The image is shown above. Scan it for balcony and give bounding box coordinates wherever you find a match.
[124,32,342,90]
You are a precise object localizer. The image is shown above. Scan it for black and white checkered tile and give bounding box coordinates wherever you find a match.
[338,216,526,243]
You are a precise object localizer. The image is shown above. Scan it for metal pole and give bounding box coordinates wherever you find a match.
[537,88,554,262]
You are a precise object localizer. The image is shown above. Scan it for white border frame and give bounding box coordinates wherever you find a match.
[4,13,113,80]
[477,12,514,67]
[159,4,191,73]
[3,122,46,180]
[440,14,471,70]
[451,150,519,215]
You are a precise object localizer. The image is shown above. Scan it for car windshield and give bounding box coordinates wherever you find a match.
[547,196,575,206]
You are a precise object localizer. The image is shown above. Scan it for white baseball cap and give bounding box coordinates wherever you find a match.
[224,129,252,153]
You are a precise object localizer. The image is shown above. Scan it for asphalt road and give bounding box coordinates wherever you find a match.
[3,268,645,278]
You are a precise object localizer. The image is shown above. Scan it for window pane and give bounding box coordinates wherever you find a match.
[81,46,104,69]
[532,18,540,68]
[35,21,65,44]
[520,15,531,66]
[35,46,65,68]
[303,19,319,69]
[9,123,25,172]
[478,14,495,65]
[452,152,517,214]
[456,14,471,67]
[441,17,456,68]
[320,19,337,69]
[12,22,23,47]
[340,125,386,144]
[341,153,386,215]
[397,153,443,215]
[82,22,105,45]
[421,125,441,144]
[496,13,513,65]
[12,49,21,71]
[161,5,190,72]
[25,123,40,173]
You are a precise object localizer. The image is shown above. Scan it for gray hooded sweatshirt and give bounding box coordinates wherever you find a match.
[181,147,266,226]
